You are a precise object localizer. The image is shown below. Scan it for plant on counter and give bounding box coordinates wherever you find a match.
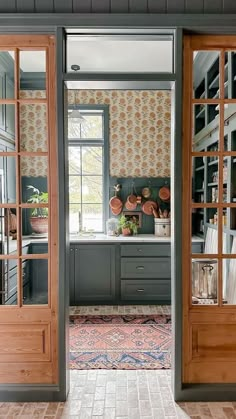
[118,213,139,236]
[27,185,48,234]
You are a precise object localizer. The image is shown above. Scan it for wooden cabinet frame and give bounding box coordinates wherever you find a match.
[0,35,58,385]
[183,35,236,383]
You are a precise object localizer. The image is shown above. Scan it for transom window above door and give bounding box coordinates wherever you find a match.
[68,105,108,234]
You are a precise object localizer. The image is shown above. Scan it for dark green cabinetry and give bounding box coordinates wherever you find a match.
[120,243,171,303]
[28,242,48,305]
[73,244,116,304]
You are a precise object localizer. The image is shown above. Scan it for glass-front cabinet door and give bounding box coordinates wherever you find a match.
[183,36,236,383]
[0,36,58,385]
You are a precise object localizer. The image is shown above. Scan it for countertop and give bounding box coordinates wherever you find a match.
[5,234,203,254]
[70,233,204,243]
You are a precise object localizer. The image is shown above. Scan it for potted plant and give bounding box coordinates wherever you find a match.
[118,214,139,236]
[27,185,48,234]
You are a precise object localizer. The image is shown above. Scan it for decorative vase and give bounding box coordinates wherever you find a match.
[30,217,48,234]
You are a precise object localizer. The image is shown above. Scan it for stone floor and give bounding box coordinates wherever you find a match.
[0,305,235,418]
[1,369,236,418]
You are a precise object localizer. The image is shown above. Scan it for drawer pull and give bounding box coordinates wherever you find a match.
[137,288,144,292]
[136,266,145,270]
[137,248,142,252]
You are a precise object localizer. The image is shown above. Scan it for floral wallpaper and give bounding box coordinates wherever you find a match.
[68,90,171,178]
[20,90,47,177]
[19,90,171,178]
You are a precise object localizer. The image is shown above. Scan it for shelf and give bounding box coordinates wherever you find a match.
[208,182,218,186]
[196,107,205,119]
[195,189,204,193]
[195,165,205,171]
[209,74,219,90]
[233,158,236,163]
[208,159,219,166]
[229,229,236,236]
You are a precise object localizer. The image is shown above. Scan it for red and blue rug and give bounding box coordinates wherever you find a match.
[70,315,171,370]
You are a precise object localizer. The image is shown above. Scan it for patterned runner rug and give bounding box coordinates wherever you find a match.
[70,315,171,370]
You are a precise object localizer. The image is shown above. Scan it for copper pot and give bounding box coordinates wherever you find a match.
[159,186,170,202]
[142,200,158,216]
[142,187,151,199]
[109,196,123,210]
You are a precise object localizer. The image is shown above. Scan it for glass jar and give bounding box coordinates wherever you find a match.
[106,218,119,236]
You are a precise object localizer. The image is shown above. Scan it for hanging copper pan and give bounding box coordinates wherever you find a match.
[159,186,170,202]
[142,200,158,216]
[111,206,123,215]
[109,195,123,210]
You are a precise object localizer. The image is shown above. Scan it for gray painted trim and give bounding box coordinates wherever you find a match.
[171,27,183,402]
[0,385,63,402]
[1,14,236,30]
[177,384,236,402]
[56,26,70,402]
[64,73,175,81]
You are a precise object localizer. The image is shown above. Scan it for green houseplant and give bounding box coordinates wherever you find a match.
[27,185,48,234]
[118,213,139,236]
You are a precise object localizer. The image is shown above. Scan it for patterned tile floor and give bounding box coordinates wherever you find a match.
[0,306,235,418]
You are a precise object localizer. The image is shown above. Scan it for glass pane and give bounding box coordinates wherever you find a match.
[67,36,173,73]
[69,175,81,203]
[82,176,102,204]
[23,258,48,305]
[22,206,48,238]
[82,203,103,232]
[69,148,81,175]
[0,156,16,204]
[224,104,236,151]
[192,207,218,245]
[192,258,218,305]
[193,51,220,99]
[20,157,48,202]
[193,104,219,150]
[0,259,17,305]
[82,147,102,175]
[225,51,236,99]
[20,104,47,151]
[68,113,103,139]
[3,208,17,255]
[69,204,81,234]
[223,257,236,304]
[19,51,46,97]
[192,157,205,204]
[0,51,15,99]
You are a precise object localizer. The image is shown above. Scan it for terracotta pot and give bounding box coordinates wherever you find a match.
[159,186,170,202]
[30,217,48,234]
[122,227,133,236]
[127,194,137,205]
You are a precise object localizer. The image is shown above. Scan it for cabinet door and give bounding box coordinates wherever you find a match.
[74,245,116,303]
[69,246,75,306]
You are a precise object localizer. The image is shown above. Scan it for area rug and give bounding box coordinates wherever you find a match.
[69,315,171,370]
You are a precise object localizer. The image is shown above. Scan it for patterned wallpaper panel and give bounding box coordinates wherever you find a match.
[68,90,171,178]
[20,90,47,177]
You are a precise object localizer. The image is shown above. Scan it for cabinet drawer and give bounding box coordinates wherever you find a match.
[120,244,170,257]
[121,279,171,302]
[121,257,170,278]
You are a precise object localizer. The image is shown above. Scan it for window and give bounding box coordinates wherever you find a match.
[68,106,108,234]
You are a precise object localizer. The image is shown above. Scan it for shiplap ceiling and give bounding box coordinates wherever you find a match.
[0,0,235,14]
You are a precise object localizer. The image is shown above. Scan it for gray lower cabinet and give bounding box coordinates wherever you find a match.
[29,242,48,304]
[120,243,171,304]
[74,244,116,304]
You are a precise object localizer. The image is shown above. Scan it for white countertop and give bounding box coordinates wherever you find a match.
[70,233,204,243]
[5,234,203,254]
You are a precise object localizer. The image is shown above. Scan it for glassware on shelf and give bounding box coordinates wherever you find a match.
[192,259,218,300]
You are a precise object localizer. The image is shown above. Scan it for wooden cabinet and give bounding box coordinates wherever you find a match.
[73,244,116,304]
